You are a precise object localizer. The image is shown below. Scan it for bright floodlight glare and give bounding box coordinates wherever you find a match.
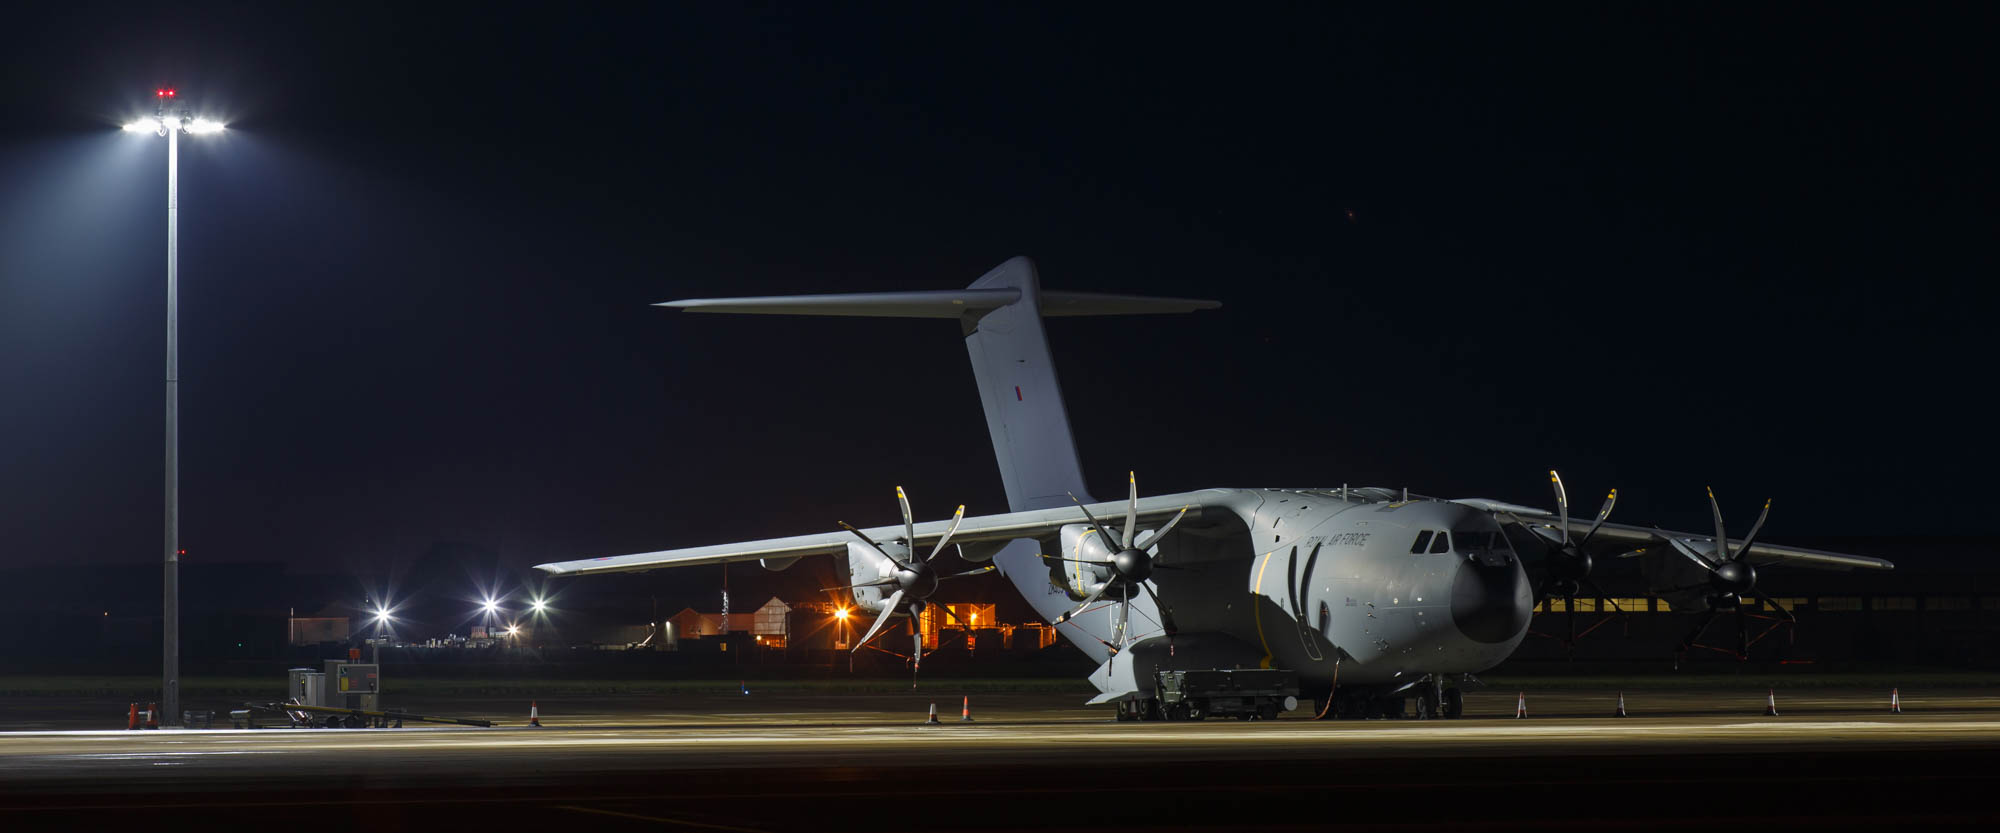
[122,119,159,133]
[530,598,548,613]
[834,608,849,621]
[506,625,520,635]
[481,599,500,615]
[373,608,391,624]
[185,118,225,135]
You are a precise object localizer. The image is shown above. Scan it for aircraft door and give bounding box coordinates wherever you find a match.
[1287,544,1326,662]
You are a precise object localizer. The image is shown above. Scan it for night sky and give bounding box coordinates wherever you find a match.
[3,3,1994,585]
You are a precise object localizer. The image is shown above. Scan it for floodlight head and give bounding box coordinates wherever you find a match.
[122,119,159,133]
[480,599,500,615]
[185,118,225,135]
[530,598,548,613]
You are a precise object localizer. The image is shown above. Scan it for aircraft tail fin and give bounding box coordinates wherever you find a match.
[657,256,1218,512]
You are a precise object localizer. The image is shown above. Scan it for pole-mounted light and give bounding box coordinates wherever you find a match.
[121,86,225,729]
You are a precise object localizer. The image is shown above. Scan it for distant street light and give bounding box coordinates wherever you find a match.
[123,88,225,729]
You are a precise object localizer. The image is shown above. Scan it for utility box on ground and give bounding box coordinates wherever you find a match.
[287,668,327,707]
[337,663,379,695]
[323,660,382,712]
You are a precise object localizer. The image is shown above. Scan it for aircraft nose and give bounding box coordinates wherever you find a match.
[1450,555,1532,644]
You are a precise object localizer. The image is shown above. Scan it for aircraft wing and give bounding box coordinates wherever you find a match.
[533,491,1224,577]
[1496,512,1894,572]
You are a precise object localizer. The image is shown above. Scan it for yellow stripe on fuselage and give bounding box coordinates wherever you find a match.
[1252,550,1275,666]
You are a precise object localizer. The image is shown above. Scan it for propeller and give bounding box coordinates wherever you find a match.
[1040,472,1189,662]
[1505,470,1623,656]
[1659,488,1792,658]
[837,487,986,672]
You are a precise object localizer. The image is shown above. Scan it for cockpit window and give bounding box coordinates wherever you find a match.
[1452,530,1503,555]
[1429,531,1450,554]
[1410,531,1433,554]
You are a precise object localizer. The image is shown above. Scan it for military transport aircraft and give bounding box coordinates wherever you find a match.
[534,257,1893,720]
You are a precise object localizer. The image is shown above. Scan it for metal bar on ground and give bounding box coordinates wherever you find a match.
[248,702,494,728]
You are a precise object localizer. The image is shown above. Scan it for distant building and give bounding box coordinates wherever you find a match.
[661,598,791,649]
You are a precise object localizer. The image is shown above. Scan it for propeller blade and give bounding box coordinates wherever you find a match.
[939,565,997,580]
[818,577,900,592]
[838,521,895,563]
[1135,506,1190,552]
[913,629,923,671]
[1705,487,1730,560]
[1577,489,1617,550]
[896,487,917,556]
[925,505,967,562]
[1037,553,1112,565]
[852,589,905,652]
[1579,577,1628,617]
[1749,587,1797,623]
[1735,499,1772,563]
[1068,492,1120,549]
[1055,580,1114,625]
[1660,532,1721,572]
[1140,581,1179,656]
[1116,585,1133,651]
[1549,471,1570,547]
[1123,472,1139,549]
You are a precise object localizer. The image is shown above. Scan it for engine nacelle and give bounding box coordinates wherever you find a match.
[1048,523,1116,601]
[954,540,1008,563]
[845,540,910,614]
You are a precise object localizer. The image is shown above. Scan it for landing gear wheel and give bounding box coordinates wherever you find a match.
[1258,702,1280,721]
[1442,687,1464,719]
[1416,688,1440,720]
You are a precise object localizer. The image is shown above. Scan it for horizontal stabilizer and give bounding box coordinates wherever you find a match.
[657,289,1218,319]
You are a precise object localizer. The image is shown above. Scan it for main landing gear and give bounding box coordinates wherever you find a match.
[1316,679,1464,720]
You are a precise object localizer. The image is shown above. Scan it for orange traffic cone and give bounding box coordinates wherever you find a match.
[1613,692,1628,718]
[1515,692,1527,719]
[1891,688,1902,714]
[961,695,974,722]
[1764,688,1779,716]
[145,702,160,730]
[127,703,139,730]
[529,701,542,727]
[925,702,941,725]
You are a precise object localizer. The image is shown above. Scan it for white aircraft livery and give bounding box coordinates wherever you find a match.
[536,257,1892,720]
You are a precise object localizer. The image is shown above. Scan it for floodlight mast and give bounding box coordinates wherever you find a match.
[128,87,223,728]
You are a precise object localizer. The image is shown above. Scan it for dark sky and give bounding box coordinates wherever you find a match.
[2,3,1994,581]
